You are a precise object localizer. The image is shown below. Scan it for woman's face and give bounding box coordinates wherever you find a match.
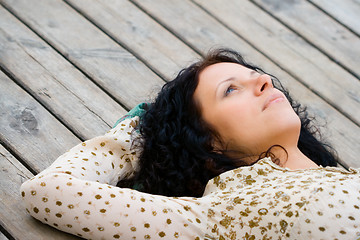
[194,62,301,157]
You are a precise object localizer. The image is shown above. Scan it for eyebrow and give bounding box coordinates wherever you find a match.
[215,70,257,95]
[215,77,235,96]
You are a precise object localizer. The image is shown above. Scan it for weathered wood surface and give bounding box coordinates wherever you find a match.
[309,0,360,36]
[65,0,199,81]
[0,70,81,172]
[0,0,359,239]
[0,231,8,240]
[252,0,360,78]
[1,0,164,110]
[0,6,126,140]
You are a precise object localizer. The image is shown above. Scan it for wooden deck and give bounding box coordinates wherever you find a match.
[0,0,359,239]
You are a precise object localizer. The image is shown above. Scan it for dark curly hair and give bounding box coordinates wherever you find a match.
[118,48,338,197]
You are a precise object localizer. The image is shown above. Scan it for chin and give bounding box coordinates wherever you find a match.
[267,105,300,126]
[270,112,301,138]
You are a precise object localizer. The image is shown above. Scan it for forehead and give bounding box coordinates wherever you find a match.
[198,62,252,85]
[194,62,253,105]
[196,62,253,93]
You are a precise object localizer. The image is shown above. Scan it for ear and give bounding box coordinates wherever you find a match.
[211,139,223,152]
[210,135,228,154]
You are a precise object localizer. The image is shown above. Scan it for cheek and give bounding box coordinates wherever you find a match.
[207,101,300,152]
[207,102,256,143]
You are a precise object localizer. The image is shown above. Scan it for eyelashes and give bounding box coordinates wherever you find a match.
[224,85,237,96]
[225,86,233,96]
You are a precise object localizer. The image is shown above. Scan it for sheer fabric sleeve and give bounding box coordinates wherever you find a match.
[20,117,206,239]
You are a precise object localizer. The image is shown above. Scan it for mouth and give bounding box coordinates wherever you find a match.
[263,93,285,111]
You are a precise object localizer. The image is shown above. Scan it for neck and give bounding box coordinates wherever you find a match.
[280,147,319,170]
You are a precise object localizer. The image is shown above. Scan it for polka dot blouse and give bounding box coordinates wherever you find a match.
[21,116,360,239]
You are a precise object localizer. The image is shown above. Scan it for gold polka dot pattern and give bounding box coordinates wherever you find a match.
[20,117,360,239]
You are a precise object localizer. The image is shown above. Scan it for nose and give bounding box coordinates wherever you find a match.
[255,74,273,96]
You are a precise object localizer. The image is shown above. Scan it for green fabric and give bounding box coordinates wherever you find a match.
[113,102,148,128]
[113,103,148,191]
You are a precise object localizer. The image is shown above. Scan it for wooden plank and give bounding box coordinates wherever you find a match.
[65,0,199,81]
[131,0,306,77]
[0,70,81,172]
[309,0,360,36]
[252,0,360,78]
[0,145,80,240]
[0,6,126,140]
[131,0,360,167]
[191,0,360,125]
[1,0,164,110]
[0,231,8,240]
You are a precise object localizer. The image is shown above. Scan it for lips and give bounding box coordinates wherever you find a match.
[263,93,285,111]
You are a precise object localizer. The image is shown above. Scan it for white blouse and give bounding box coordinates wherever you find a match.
[21,116,360,239]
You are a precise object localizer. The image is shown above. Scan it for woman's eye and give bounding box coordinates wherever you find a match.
[225,86,236,96]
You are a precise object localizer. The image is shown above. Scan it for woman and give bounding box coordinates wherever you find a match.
[21,49,360,239]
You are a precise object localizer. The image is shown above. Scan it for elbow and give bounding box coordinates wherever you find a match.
[19,173,55,221]
[20,177,38,219]
[20,176,35,202]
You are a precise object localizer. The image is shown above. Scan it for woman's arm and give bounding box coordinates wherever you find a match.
[20,117,205,239]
